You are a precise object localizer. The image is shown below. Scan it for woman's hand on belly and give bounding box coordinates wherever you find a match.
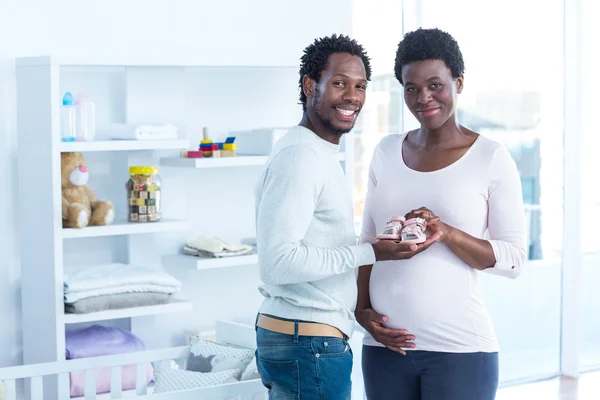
[355,307,415,355]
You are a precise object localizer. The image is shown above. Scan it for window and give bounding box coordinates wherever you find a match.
[580,0,600,370]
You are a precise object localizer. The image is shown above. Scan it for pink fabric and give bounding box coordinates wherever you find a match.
[69,364,154,397]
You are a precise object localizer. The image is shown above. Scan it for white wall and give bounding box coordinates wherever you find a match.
[0,0,354,367]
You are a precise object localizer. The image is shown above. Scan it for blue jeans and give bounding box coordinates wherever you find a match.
[255,319,353,399]
[362,345,499,400]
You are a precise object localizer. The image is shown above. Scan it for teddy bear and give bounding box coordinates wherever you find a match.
[61,152,115,229]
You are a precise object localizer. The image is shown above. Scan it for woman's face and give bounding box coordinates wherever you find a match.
[401,60,463,130]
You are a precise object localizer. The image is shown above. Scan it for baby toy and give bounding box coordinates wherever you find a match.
[180,127,237,158]
[61,152,115,229]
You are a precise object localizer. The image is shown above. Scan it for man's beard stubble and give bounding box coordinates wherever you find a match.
[312,87,354,135]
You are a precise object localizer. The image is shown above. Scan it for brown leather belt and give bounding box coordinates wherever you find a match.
[257,314,345,339]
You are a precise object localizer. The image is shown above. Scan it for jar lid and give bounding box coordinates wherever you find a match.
[129,166,159,175]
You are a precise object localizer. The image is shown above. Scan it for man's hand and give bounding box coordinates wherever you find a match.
[372,229,442,262]
[355,308,415,355]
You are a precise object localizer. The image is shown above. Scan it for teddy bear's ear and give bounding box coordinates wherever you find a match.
[74,152,87,167]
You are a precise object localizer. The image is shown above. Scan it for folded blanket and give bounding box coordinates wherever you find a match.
[65,283,179,304]
[183,245,253,258]
[66,325,147,359]
[66,325,153,397]
[65,292,171,314]
[64,263,181,303]
[186,236,253,257]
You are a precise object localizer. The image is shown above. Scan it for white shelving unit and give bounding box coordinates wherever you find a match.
[159,152,346,169]
[62,299,193,324]
[15,56,201,399]
[61,219,191,239]
[160,155,269,169]
[163,254,259,270]
[60,139,190,153]
[15,55,355,399]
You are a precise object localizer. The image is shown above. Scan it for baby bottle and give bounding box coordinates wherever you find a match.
[74,93,96,141]
[61,92,77,142]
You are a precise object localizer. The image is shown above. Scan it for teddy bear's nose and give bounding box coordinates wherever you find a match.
[78,166,88,173]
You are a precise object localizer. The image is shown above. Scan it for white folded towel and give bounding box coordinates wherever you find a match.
[64,284,179,304]
[99,123,179,140]
[64,263,181,295]
[186,236,253,254]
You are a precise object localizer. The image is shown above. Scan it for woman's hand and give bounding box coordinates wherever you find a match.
[355,307,415,355]
[404,206,452,243]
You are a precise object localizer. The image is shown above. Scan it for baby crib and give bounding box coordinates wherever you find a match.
[0,321,267,400]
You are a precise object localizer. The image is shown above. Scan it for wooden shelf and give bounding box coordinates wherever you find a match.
[61,219,191,239]
[163,254,258,270]
[60,139,190,153]
[63,299,193,324]
[160,153,346,168]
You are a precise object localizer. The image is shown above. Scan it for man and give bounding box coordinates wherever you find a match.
[254,34,440,399]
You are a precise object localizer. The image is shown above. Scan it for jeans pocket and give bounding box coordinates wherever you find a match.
[256,357,299,399]
[315,350,353,400]
[313,338,350,358]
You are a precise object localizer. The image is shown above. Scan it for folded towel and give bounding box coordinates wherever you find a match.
[186,236,253,254]
[99,123,178,141]
[64,263,181,293]
[65,292,172,314]
[64,283,180,304]
[183,245,253,258]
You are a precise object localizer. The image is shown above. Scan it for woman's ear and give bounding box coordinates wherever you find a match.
[456,75,464,94]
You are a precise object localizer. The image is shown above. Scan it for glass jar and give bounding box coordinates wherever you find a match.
[126,166,162,222]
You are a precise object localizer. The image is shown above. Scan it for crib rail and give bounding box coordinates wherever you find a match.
[0,345,265,400]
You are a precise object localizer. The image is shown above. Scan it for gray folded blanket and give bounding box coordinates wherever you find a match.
[65,292,171,314]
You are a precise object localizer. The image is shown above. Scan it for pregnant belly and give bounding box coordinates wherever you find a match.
[368,260,497,350]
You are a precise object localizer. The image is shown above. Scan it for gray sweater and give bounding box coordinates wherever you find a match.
[254,126,376,337]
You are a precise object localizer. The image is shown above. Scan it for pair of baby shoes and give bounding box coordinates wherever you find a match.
[376,216,427,244]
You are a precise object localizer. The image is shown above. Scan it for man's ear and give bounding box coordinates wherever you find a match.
[302,75,315,99]
[456,75,464,94]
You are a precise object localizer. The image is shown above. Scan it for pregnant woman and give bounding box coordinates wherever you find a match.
[355,28,527,400]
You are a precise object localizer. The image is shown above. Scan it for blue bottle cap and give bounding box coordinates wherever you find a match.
[62,92,74,106]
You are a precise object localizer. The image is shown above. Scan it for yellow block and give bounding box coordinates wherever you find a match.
[223,143,236,150]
